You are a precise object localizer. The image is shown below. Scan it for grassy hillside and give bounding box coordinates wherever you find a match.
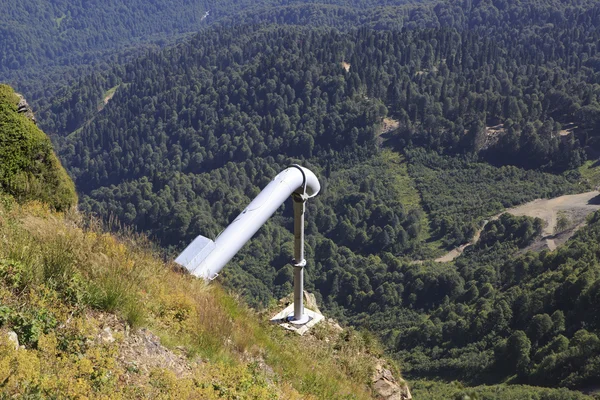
[0,84,76,211]
[0,196,399,399]
[0,83,403,399]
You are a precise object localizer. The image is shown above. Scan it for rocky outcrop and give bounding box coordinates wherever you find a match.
[92,312,194,380]
[6,330,19,350]
[279,290,321,313]
[276,291,412,398]
[372,363,412,400]
[15,93,36,124]
[118,327,193,379]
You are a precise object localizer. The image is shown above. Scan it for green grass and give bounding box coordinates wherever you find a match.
[104,85,119,99]
[66,125,83,139]
[380,149,422,212]
[54,14,66,29]
[379,149,447,256]
[0,199,391,399]
[0,84,77,211]
[578,159,600,189]
[98,84,120,110]
[411,379,596,400]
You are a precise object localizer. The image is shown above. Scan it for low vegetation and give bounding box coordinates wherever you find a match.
[407,149,580,248]
[0,84,76,211]
[411,380,594,400]
[0,197,392,398]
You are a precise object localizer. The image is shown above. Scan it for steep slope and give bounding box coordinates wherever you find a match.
[25,0,600,395]
[0,90,407,397]
[0,84,76,211]
[34,1,600,392]
[0,197,406,399]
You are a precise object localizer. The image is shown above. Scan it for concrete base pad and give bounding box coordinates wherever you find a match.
[270,304,324,335]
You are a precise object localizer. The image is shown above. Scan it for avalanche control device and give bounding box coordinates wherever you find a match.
[175,165,320,324]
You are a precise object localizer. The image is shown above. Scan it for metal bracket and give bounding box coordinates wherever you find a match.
[292,192,309,203]
[289,164,308,198]
[293,259,307,268]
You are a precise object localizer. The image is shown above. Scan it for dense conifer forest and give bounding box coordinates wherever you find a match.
[4,0,600,397]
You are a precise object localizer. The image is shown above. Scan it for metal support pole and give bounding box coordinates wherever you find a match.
[290,193,309,324]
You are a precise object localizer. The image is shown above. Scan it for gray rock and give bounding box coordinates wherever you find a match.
[278,290,321,313]
[99,327,115,343]
[372,363,412,400]
[15,93,36,124]
[304,291,321,313]
[7,330,19,350]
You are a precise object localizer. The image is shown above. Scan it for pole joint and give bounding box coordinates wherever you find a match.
[293,259,306,268]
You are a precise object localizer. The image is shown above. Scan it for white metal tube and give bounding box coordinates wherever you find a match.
[175,165,320,280]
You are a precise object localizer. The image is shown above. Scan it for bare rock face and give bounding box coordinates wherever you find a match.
[372,364,412,400]
[91,312,195,383]
[118,328,193,378]
[304,291,320,313]
[15,93,36,124]
[326,318,343,332]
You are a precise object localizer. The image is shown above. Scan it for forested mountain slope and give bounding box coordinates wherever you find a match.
[0,0,423,77]
[0,84,408,399]
[32,0,600,395]
[9,0,598,396]
[0,0,430,104]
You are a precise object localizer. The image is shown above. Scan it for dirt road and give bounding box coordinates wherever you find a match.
[506,191,600,237]
[434,191,600,262]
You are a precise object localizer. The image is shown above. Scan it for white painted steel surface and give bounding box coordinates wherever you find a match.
[290,196,309,324]
[175,166,320,280]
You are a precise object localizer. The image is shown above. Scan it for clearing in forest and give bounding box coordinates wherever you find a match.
[98,84,120,111]
[435,190,600,261]
[506,190,600,250]
[380,150,434,245]
[380,149,423,212]
[558,122,577,136]
[379,117,400,136]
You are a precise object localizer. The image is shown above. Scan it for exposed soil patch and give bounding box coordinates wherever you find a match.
[98,85,120,111]
[508,191,600,252]
[103,91,116,105]
[341,61,351,72]
[379,117,399,136]
[435,230,481,263]
[481,124,505,149]
[486,124,505,137]
[506,191,600,237]
[434,191,600,262]
[559,122,577,136]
